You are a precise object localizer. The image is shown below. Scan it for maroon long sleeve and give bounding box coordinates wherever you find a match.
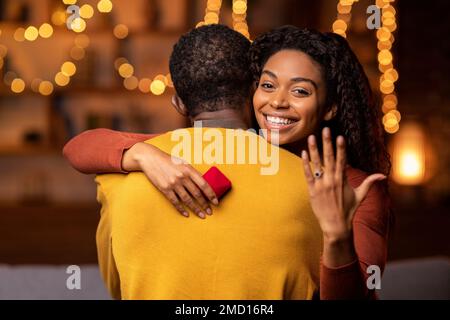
[63,129,390,299]
[63,128,158,174]
[319,167,391,300]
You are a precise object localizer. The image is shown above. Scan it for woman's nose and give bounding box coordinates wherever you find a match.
[270,92,289,109]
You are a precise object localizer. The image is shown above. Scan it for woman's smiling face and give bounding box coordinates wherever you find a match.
[253,49,332,146]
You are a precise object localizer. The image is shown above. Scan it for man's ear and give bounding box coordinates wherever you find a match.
[324,104,337,121]
[171,94,188,117]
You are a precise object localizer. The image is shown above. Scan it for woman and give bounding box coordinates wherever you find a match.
[64,26,392,299]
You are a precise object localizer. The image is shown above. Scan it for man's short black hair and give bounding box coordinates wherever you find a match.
[169,24,252,117]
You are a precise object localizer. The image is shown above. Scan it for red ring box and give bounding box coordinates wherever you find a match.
[202,166,232,199]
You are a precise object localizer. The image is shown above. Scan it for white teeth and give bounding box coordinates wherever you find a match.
[266,115,296,125]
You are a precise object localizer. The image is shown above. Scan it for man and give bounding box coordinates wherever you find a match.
[92,25,322,299]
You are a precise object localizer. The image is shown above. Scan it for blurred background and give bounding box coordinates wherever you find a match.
[0,0,448,299]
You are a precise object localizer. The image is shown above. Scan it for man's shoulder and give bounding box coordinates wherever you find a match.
[95,173,128,206]
[95,172,126,185]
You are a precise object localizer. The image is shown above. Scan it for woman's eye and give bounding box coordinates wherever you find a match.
[293,88,310,96]
[261,83,274,90]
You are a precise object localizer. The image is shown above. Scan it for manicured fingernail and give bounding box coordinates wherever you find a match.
[301,150,307,159]
[212,198,219,206]
[198,212,206,219]
[206,208,212,215]
[324,127,330,137]
[182,211,189,217]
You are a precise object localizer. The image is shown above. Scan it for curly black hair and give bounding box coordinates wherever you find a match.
[169,24,252,117]
[249,25,391,176]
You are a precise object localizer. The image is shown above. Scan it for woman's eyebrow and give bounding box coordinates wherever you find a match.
[290,77,317,89]
[261,70,277,79]
[262,70,317,89]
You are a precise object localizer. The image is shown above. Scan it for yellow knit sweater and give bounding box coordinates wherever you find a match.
[95,128,322,299]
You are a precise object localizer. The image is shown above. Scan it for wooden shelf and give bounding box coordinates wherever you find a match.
[0,146,61,156]
[0,23,185,37]
[0,204,100,264]
[0,86,174,97]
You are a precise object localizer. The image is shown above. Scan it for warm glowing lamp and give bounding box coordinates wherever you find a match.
[391,122,428,185]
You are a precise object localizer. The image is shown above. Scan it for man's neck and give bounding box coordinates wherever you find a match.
[190,108,248,130]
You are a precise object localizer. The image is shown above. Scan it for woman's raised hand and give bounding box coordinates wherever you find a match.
[301,127,386,241]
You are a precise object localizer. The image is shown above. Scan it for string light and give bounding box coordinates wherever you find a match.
[11,78,26,93]
[1,0,91,95]
[38,80,54,96]
[232,0,250,39]
[113,0,251,93]
[233,0,247,14]
[30,78,43,93]
[377,0,400,134]
[61,61,77,77]
[118,63,134,78]
[13,1,93,43]
[332,19,348,35]
[13,28,25,42]
[113,2,179,94]
[70,46,86,60]
[197,0,222,27]
[332,0,359,38]
[97,0,113,13]
[51,10,67,26]
[197,0,250,39]
[2,0,251,96]
[150,79,166,95]
[55,72,71,87]
[138,78,152,93]
[39,23,54,38]
[71,18,87,33]
[123,76,139,91]
[24,26,39,41]
[113,24,129,39]
[333,0,400,134]
[80,4,95,19]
